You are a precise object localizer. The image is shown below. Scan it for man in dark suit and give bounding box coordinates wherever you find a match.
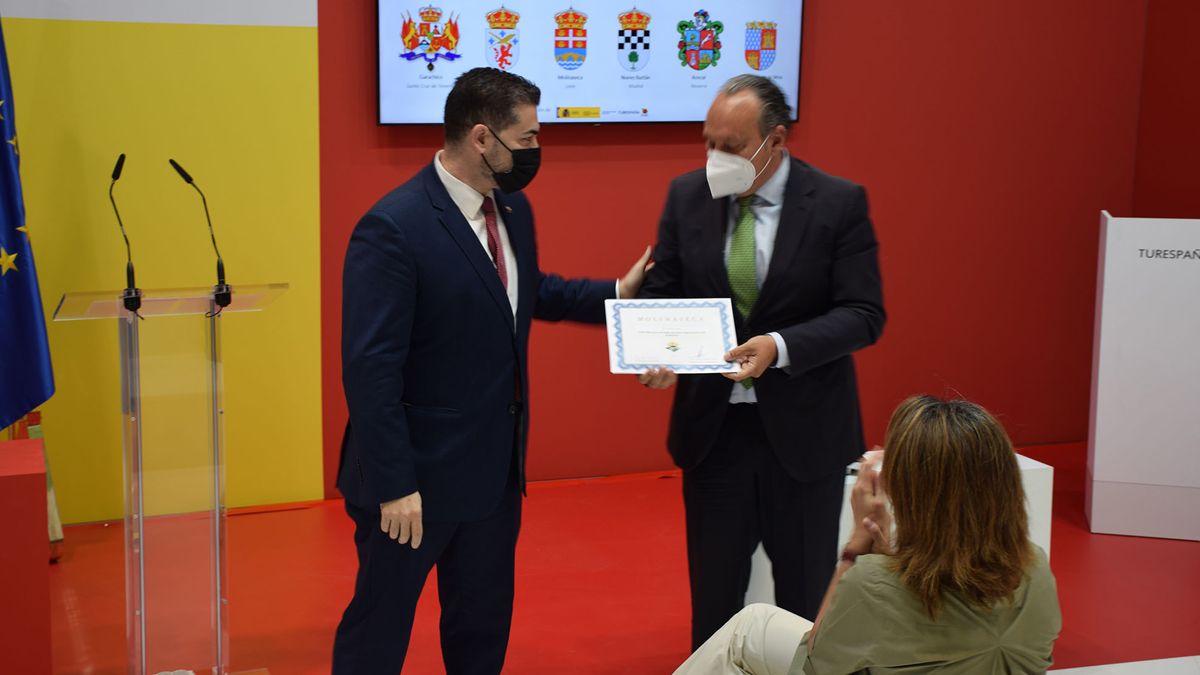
[639,75,886,649]
[332,68,651,674]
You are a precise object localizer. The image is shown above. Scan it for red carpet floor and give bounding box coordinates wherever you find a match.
[49,443,1200,674]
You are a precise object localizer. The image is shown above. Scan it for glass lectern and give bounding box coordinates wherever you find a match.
[54,284,286,675]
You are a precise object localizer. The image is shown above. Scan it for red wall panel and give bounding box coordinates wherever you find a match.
[1133,0,1200,218]
[319,1,1147,496]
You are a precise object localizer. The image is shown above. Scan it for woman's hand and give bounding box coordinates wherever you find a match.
[862,513,895,555]
[846,453,891,555]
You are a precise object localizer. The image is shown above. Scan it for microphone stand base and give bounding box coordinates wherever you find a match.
[212,284,232,308]
[122,287,143,313]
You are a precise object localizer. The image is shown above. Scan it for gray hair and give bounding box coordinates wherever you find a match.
[718,75,793,137]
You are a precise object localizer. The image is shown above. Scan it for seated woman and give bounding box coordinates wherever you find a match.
[675,395,1062,675]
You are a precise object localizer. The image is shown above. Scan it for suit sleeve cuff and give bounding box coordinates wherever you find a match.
[768,331,791,369]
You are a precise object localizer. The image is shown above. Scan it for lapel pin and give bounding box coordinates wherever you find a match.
[504,205,513,214]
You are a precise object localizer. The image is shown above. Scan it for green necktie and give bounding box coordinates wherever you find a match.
[728,195,758,389]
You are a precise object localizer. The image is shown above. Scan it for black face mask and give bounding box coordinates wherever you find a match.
[482,126,541,193]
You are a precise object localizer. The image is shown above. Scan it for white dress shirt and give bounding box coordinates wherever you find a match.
[724,152,793,404]
[434,151,519,318]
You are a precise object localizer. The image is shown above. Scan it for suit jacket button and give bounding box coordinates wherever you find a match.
[508,404,518,415]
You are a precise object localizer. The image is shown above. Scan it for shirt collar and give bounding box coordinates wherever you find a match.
[750,150,790,207]
[434,150,492,220]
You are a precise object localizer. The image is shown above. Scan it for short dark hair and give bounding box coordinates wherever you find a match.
[718,74,793,137]
[444,68,541,143]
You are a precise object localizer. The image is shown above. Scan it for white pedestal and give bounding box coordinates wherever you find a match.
[745,453,1054,607]
[1087,212,1200,541]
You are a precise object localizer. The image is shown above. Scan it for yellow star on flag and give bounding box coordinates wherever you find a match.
[0,246,18,276]
[7,134,17,156]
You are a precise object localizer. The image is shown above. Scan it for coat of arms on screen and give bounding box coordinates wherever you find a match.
[617,8,651,72]
[554,8,588,70]
[677,10,723,71]
[485,7,520,71]
[744,21,777,71]
[400,6,461,71]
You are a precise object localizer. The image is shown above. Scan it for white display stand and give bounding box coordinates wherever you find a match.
[745,454,1054,607]
[1087,212,1200,541]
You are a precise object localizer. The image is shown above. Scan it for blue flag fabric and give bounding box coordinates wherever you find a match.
[0,21,54,430]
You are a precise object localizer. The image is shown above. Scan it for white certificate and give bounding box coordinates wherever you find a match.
[605,298,740,374]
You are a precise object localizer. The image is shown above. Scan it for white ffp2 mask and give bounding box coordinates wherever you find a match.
[705,135,773,199]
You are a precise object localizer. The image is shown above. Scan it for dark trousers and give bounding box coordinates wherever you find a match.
[683,404,846,650]
[331,476,522,675]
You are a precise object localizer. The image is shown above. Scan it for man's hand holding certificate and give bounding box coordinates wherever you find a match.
[605,298,741,375]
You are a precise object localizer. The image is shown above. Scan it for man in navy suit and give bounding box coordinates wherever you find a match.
[639,75,886,649]
[332,68,651,674]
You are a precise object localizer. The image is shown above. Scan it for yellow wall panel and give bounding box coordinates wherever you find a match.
[4,18,323,522]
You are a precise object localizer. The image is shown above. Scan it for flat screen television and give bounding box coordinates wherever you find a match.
[378,2,804,124]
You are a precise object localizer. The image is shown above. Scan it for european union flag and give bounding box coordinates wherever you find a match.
[0,21,54,430]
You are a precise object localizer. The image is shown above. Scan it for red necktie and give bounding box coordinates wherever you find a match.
[481,196,508,290]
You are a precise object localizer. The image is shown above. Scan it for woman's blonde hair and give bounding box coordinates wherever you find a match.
[881,395,1032,618]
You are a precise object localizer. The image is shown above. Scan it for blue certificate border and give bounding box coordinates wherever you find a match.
[611,300,737,372]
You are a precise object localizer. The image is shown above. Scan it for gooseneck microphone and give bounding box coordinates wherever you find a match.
[109,153,143,315]
[168,158,231,309]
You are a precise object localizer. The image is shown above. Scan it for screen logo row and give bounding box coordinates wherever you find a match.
[397,6,779,73]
